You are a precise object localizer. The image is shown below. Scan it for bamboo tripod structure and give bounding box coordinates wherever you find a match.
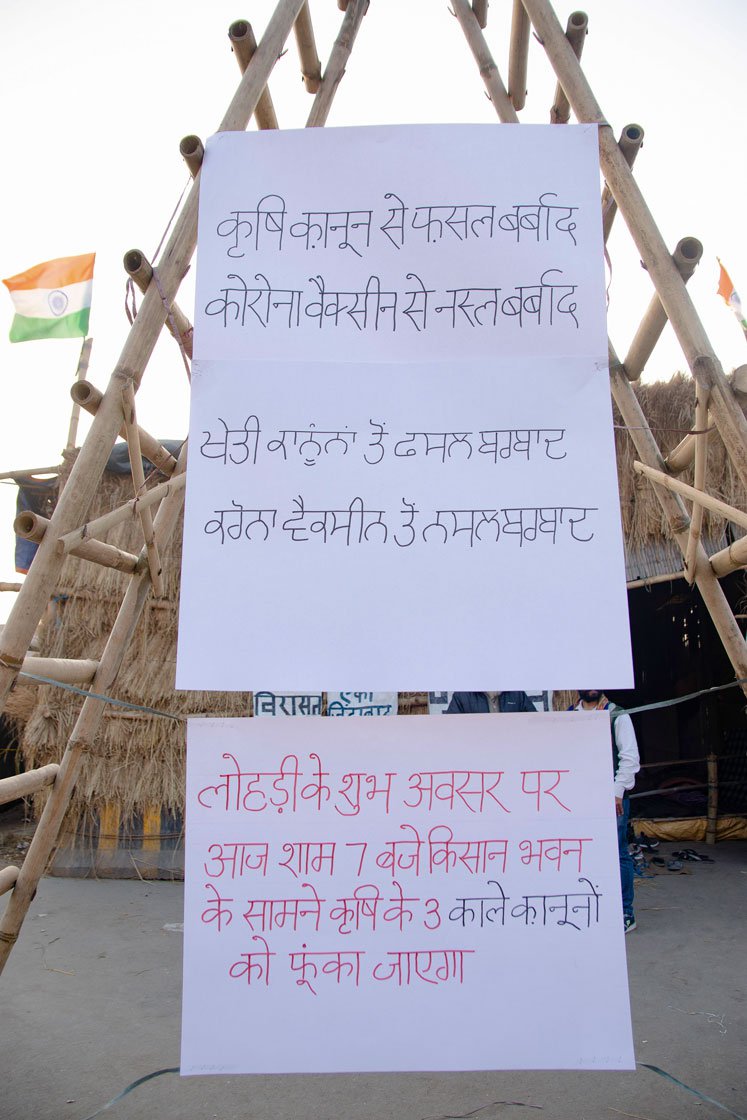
[1,0,746,975]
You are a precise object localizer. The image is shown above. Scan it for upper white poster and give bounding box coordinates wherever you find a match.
[178,125,633,691]
[193,125,607,363]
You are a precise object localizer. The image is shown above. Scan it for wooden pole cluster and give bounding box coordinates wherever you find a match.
[453,1,747,705]
[1,0,744,974]
[0,0,371,975]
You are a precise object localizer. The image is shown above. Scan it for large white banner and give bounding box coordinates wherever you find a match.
[177,124,633,690]
[191,125,606,364]
[181,713,635,1073]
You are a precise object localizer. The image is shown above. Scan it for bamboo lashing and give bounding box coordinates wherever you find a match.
[666,364,747,475]
[66,337,93,452]
[58,472,186,554]
[0,868,19,897]
[508,0,530,110]
[294,2,323,92]
[70,380,178,477]
[452,0,519,124]
[632,460,747,534]
[179,134,204,178]
[601,125,644,244]
[14,511,140,575]
[306,0,370,128]
[124,249,194,360]
[522,0,747,494]
[472,1,489,30]
[0,764,59,807]
[684,395,709,583]
[0,446,188,974]
[550,11,587,125]
[229,21,279,129]
[20,658,98,685]
[623,238,703,382]
[120,384,165,598]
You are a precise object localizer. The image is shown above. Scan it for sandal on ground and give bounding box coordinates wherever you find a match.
[667,859,684,871]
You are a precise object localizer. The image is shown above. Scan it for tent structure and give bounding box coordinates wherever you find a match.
[1,0,747,975]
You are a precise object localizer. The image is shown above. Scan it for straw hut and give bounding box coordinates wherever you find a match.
[8,374,747,871]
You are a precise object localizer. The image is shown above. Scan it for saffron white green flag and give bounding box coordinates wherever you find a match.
[717,258,747,331]
[3,253,94,342]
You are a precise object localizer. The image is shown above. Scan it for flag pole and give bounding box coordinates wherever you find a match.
[65,337,93,451]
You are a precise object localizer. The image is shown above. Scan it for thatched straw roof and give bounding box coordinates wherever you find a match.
[12,373,747,827]
[615,373,747,579]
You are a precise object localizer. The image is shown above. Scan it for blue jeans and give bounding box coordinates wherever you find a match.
[617,797,634,920]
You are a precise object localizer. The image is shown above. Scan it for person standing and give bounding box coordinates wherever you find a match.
[445,691,536,714]
[574,690,640,933]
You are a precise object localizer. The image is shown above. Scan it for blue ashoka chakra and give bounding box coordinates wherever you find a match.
[48,289,69,317]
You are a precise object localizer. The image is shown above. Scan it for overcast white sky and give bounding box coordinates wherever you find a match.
[1,0,746,619]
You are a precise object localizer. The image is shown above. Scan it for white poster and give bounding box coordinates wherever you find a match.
[177,356,631,690]
[192,125,607,364]
[181,713,635,1074]
[177,124,633,690]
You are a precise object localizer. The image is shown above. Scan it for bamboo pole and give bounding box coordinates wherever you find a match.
[508,0,530,110]
[306,0,370,128]
[623,238,703,382]
[21,657,98,685]
[0,466,61,482]
[123,250,194,360]
[0,868,19,897]
[0,446,188,974]
[522,0,747,494]
[472,1,489,30]
[684,395,709,583]
[0,764,59,807]
[0,584,22,594]
[58,473,186,553]
[709,536,747,579]
[633,460,747,533]
[550,11,587,124]
[70,380,178,477]
[609,352,747,693]
[66,338,93,451]
[179,135,204,178]
[294,2,322,93]
[452,0,519,123]
[601,125,644,243]
[229,21,279,129]
[706,753,718,845]
[121,385,165,597]
[14,511,140,575]
[626,571,685,590]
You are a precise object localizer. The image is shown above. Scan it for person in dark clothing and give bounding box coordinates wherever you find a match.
[445,691,536,714]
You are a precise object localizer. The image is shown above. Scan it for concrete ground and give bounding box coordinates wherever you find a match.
[1,841,745,1120]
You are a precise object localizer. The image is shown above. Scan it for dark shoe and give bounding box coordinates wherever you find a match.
[624,914,637,933]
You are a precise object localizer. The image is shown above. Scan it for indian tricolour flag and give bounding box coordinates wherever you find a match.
[717,258,747,332]
[3,253,94,342]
